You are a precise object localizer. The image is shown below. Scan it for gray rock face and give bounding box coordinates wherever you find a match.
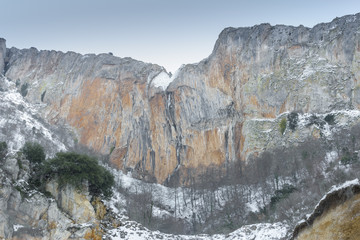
[0,153,99,240]
[0,38,5,74]
[46,180,96,224]
[3,13,360,184]
[3,158,19,180]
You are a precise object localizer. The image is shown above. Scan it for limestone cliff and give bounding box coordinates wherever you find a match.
[0,154,102,240]
[4,13,360,183]
[291,179,360,240]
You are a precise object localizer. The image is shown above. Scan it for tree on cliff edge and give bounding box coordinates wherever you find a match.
[43,152,115,199]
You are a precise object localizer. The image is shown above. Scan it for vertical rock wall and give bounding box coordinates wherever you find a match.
[0,38,6,74]
[3,13,360,184]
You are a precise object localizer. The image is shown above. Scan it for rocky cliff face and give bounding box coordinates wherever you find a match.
[0,154,102,240]
[4,13,360,184]
[0,38,5,74]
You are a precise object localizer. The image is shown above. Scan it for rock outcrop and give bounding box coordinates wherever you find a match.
[3,13,360,184]
[292,179,360,240]
[46,180,96,224]
[0,154,100,239]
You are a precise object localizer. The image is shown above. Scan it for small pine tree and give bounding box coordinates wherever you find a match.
[43,152,114,199]
[22,142,46,164]
[279,118,287,135]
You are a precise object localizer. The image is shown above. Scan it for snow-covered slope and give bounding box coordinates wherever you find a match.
[106,220,288,240]
[0,75,73,156]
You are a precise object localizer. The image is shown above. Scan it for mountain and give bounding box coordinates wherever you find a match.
[2,12,360,240]
[3,14,360,185]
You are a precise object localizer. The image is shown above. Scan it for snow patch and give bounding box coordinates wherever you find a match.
[151,65,183,90]
[328,178,359,194]
[325,151,338,163]
[13,224,24,232]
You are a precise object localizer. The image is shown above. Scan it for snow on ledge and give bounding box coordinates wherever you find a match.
[312,179,359,217]
[13,224,24,232]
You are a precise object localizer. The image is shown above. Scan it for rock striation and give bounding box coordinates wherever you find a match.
[0,38,5,74]
[3,13,360,184]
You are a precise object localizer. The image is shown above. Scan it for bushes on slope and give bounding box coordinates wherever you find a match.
[21,142,114,199]
[43,152,114,199]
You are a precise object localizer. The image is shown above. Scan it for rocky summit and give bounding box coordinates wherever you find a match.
[2,12,360,240]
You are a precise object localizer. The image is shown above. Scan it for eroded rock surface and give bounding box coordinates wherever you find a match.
[46,180,96,224]
[4,13,360,183]
[0,154,100,239]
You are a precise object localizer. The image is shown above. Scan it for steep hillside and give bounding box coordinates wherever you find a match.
[0,75,73,156]
[291,179,360,240]
[3,14,360,185]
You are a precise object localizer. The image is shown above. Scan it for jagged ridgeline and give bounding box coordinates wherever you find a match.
[4,14,360,185]
[2,12,360,240]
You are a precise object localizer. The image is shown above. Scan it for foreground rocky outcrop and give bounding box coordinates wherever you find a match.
[3,14,360,184]
[0,154,102,239]
[291,179,360,240]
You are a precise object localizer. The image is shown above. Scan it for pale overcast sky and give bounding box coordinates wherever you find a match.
[1,0,360,72]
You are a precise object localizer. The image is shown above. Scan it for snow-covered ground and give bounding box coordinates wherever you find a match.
[105,168,277,224]
[105,220,288,240]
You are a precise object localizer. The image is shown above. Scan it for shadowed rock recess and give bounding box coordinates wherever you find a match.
[3,13,360,185]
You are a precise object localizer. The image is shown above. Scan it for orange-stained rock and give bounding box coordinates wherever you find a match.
[5,14,360,184]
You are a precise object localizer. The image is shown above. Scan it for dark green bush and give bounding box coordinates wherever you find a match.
[22,142,46,164]
[270,184,296,208]
[287,112,299,131]
[43,152,114,199]
[0,141,7,160]
[324,114,335,125]
[340,147,358,165]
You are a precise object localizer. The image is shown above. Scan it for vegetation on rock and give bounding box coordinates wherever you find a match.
[22,141,46,164]
[43,152,114,199]
[22,142,114,199]
[279,118,287,135]
[287,112,299,131]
